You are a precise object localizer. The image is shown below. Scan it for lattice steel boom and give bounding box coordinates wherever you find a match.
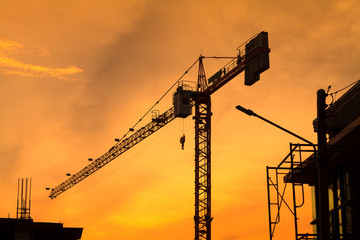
[49,107,176,199]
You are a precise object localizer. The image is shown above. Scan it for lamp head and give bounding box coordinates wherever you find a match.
[235,105,254,116]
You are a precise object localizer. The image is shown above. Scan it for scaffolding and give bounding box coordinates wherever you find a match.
[267,143,317,240]
[266,83,360,240]
[267,142,358,240]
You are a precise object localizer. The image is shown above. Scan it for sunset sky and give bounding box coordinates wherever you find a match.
[1,1,360,240]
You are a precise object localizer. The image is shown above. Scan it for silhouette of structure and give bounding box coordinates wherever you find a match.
[48,32,270,240]
[17,178,32,220]
[266,81,360,239]
[0,218,83,240]
[0,179,83,240]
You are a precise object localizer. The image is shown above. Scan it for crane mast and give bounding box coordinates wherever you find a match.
[49,32,270,240]
[194,91,212,240]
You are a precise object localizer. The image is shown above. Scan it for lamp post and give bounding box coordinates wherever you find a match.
[235,105,314,145]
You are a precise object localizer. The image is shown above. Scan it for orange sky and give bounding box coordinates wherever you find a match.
[1,1,360,240]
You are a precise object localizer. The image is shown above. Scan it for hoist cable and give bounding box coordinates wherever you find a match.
[116,58,200,143]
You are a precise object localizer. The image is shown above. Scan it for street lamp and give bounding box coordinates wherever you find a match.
[235,105,314,145]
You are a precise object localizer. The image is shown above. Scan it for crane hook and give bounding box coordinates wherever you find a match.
[180,134,185,150]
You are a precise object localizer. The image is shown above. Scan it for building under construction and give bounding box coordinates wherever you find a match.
[267,81,360,240]
[0,178,83,240]
[0,218,83,240]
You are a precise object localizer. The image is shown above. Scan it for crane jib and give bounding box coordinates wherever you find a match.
[49,32,270,199]
[49,107,176,199]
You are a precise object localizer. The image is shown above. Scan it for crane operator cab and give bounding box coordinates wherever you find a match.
[173,85,192,150]
[173,85,192,118]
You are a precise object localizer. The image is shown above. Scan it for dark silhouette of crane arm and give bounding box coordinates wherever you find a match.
[49,106,176,199]
[204,46,270,95]
[49,31,270,200]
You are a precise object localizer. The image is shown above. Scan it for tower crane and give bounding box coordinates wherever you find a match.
[49,31,270,240]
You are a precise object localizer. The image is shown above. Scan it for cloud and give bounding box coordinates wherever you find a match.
[0,39,24,54]
[0,39,82,81]
[0,57,83,80]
